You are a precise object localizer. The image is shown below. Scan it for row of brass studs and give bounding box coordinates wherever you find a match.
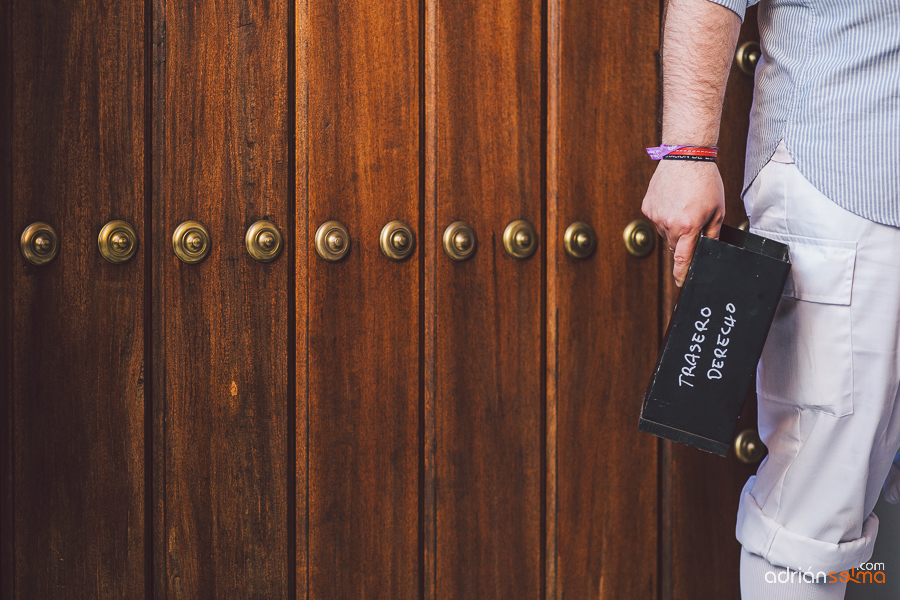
[313,220,418,262]
[171,220,286,264]
[320,219,654,262]
[319,219,539,263]
[19,220,284,266]
[20,218,659,266]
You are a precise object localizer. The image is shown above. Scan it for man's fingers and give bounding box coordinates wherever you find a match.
[657,226,678,253]
[672,232,698,287]
[703,216,723,240]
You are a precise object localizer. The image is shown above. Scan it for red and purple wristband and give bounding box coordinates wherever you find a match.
[646,144,718,162]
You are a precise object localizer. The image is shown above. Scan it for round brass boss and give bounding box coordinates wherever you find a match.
[380,220,416,261]
[245,220,284,263]
[172,220,211,264]
[98,220,138,264]
[442,221,477,261]
[735,41,761,76]
[315,220,351,262]
[734,429,767,464]
[623,219,656,257]
[20,222,60,266]
[563,221,596,259]
[502,219,538,260]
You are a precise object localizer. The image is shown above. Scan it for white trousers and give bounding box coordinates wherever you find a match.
[736,141,900,574]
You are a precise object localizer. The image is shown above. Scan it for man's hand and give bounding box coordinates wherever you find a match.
[643,0,741,285]
[642,160,725,286]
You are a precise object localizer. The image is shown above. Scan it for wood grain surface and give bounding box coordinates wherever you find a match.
[152,0,291,596]
[425,0,544,598]
[6,0,147,597]
[663,8,761,600]
[0,0,764,596]
[550,0,661,598]
[298,0,421,598]
[1,0,13,593]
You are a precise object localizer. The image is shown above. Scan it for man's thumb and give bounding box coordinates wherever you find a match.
[673,233,698,287]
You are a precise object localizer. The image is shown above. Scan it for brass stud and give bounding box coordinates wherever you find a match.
[734,429,767,464]
[98,220,138,264]
[20,222,60,266]
[442,221,477,261]
[245,220,284,263]
[315,220,351,262]
[172,220,211,264]
[623,219,656,257]
[380,220,416,261]
[393,232,408,250]
[502,219,538,260]
[735,41,761,76]
[563,221,596,259]
[187,234,202,250]
[738,219,750,232]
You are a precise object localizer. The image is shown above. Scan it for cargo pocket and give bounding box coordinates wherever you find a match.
[751,230,857,417]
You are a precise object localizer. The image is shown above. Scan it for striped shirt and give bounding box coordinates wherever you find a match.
[709,0,900,227]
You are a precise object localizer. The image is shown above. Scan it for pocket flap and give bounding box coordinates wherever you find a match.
[750,230,856,305]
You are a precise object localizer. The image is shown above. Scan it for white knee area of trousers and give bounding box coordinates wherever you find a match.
[740,548,848,600]
[736,477,880,574]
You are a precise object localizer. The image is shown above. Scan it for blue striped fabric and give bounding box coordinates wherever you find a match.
[708,0,900,227]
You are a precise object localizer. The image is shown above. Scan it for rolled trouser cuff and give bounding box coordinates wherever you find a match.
[736,477,880,574]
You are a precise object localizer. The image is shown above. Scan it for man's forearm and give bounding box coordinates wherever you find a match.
[661,0,742,147]
[642,0,743,285]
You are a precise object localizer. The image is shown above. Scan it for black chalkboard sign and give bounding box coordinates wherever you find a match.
[638,225,791,456]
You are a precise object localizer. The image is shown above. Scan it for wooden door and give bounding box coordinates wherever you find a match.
[1,0,759,598]
[2,0,147,597]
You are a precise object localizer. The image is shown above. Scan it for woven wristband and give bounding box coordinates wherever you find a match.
[646,145,717,162]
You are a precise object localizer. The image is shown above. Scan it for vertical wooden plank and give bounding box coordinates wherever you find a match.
[150,0,167,597]
[7,0,147,597]
[294,0,309,598]
[154,0,290,596]
[0,0,14,594]
[664,8,760,600]
[422,2,438,597]
[298,0,421,597]
[425,0,543,597]
[545,0,560,597]
[551,0,660,598]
